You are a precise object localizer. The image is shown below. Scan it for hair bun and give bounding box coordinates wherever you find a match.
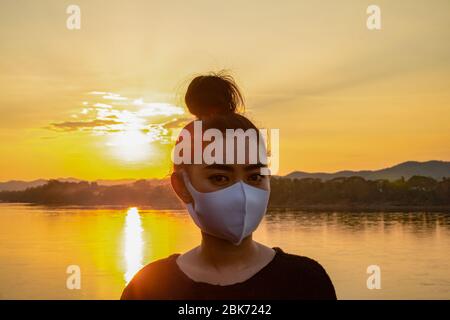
[185,72,244,118]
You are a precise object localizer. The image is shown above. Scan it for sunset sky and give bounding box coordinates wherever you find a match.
[0,0,449,181]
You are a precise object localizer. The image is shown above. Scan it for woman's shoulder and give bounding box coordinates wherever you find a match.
[120,254,181,300]
[136,253,180,278]
[273,247,328,272]
[271,247,337,299]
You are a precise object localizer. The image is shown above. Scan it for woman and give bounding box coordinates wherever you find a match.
[121,72,336,300]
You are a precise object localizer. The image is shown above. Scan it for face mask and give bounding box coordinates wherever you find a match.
[182,171,270,245]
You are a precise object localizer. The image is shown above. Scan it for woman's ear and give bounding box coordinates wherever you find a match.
[171,171,193,204]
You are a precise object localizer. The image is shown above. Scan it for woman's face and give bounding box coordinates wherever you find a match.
[170,129,271,244]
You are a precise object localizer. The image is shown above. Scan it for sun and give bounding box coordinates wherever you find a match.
[107,129,154,163]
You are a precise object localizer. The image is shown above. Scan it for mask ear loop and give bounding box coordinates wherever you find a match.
[179,170,205,230]
[180,170,195,206]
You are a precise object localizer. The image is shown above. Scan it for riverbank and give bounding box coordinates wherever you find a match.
[269,204,450,212]
[2,201,450,213]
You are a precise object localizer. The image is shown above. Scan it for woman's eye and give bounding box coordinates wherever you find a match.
[247,173,264,184]
[208,175,229,185]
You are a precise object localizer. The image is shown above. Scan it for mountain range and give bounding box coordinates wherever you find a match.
[0,160,449,192]
[285,160,450,181]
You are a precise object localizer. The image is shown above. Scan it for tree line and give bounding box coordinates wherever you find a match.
[269,175,450,208]
[0,179,183,208]
[0,175,449,209]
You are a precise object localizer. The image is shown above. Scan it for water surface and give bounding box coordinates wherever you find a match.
[0,203,449,299]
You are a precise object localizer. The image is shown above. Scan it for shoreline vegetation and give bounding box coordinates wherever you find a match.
[0,175,449,212]
[2,203,448,213]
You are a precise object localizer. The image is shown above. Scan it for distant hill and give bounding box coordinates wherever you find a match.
[0,177,140,192]
[0,179,48,192]
[286,160,450,181]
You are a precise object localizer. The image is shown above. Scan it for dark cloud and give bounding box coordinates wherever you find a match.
[49,119,122,132]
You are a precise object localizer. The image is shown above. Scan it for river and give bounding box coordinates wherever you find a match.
[0,203,449,299]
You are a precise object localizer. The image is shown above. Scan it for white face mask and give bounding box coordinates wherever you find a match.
[182,171,270,245]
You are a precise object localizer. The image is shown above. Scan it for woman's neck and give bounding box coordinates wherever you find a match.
[198,233,258,269]
[176,233,276,285]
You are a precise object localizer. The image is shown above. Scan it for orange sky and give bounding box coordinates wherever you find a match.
[0,0,449,181]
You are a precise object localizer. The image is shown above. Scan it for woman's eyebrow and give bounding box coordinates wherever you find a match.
[204,164,234,172]
[244,164,266,171]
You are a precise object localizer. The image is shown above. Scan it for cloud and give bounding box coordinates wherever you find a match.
[50,119,122,132]
[136,103,184,117]
[162,117,192,129]
[47,91,187,144]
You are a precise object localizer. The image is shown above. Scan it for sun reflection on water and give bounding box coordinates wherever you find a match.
[124,207,143,284]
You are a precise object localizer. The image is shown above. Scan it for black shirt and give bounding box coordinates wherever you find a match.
[120,247,337,300]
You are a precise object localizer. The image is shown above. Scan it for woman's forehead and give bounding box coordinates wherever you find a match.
[205,140,267,162]
[174,127,268,165]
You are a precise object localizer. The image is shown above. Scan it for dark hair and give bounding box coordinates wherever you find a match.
[184,71,257,129]
[174,71,260,170]
[185,71,244,118]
